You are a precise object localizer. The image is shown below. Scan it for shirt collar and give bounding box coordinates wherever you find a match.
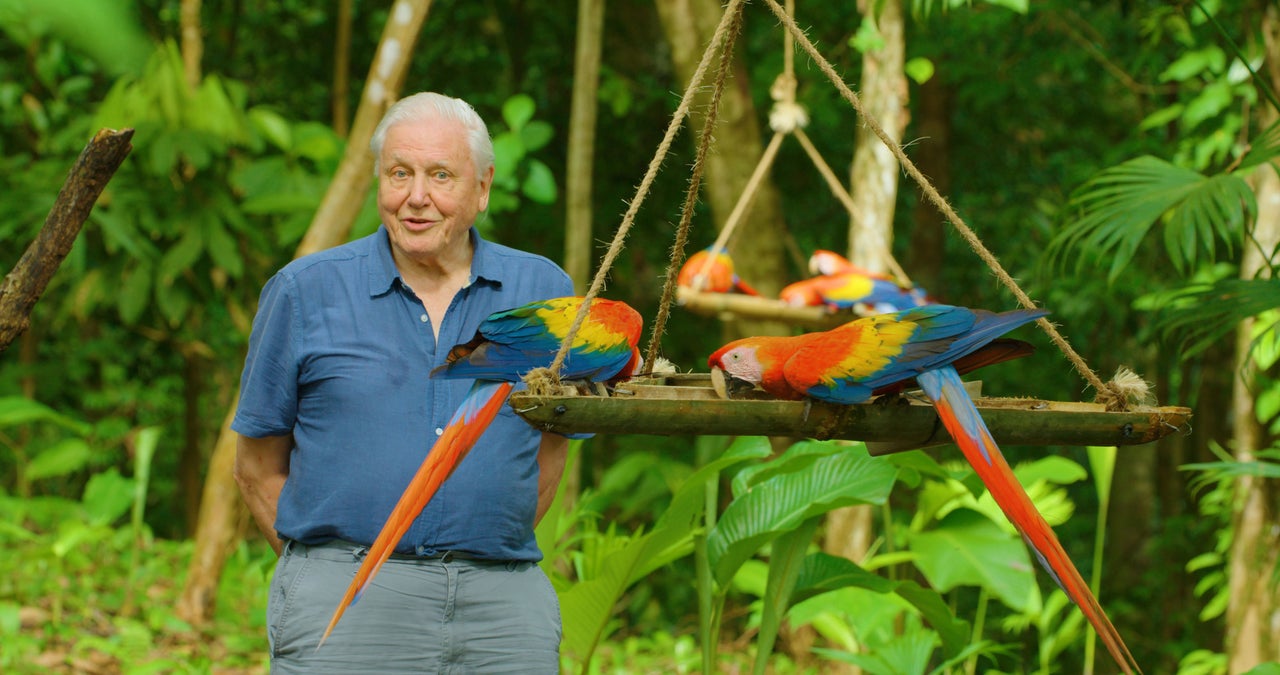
[367,225,503,297]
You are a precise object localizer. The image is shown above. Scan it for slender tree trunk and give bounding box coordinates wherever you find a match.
[560,0,606,520]
[176,0,435,626]
[1225,18,1280,660]
[653,0,789,339]
[565,0,605,294]
[827,8,906,673]
[332,0,353,137]
[180,347,204,533]
[907,74,949,296]
[847,0,906,274]
[180,0,202,88]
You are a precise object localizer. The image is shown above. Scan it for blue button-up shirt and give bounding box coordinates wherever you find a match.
[232,225,573,561]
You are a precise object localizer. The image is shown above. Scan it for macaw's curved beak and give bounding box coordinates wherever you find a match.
[710,367,758,399]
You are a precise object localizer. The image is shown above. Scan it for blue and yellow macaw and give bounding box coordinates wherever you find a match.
[318,296,644,647]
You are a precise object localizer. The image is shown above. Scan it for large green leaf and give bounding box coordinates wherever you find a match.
[558,436,769,661]
[24,438,92,481]
[708,443,897,587]
[791,552,970,658]
[908,508,1036,612]
[753,517,821,675]
[0,396,90,434]
[81,468,135,527]
[1049,155,1254,281]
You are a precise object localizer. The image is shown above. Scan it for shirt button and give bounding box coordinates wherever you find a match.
[420,314,428,323]
[435,427,444,436]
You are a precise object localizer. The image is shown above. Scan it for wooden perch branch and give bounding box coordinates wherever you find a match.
[677,287,856,330]
[0,128,135,352]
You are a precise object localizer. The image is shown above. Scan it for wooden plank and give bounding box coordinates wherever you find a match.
[509,376,1191,453]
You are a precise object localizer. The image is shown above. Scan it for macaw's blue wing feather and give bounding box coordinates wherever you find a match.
[435,297,639,383]
[888,306,1047,379]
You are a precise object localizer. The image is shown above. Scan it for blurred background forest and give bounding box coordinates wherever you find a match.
[2,0,1279,673]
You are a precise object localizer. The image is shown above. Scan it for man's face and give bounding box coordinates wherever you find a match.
[376,117,493,266]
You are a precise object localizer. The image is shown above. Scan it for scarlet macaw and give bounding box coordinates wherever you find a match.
[779,269,927,313]
[707,304,1140,674]
[677,246,761,296]
[318,296,644,647]
[807,249,882,277]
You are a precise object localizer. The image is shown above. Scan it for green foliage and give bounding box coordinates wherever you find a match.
[489,93,559,217]
[1137,270,1280,359]
[910,509,1036,611]
[709,440,898,587]
[545,436,771,669]
[1048,156,1254,283]
[0,527,271,673]
[0,0,152,76]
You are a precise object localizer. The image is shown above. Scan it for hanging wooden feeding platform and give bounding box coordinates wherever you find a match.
[509,373,1191,455]
[528,0,1191,454]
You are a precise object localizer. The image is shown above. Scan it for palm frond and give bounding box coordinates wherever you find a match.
[1048,155,1254,282]
[1238,118,1280,173]
[1144,277,1280,358]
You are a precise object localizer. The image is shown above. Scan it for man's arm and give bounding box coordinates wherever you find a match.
[534,432,570,525]
[233,433,292,556]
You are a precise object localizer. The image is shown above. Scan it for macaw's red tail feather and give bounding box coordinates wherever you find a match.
[316,380,514,650]
[917,366,1142,675]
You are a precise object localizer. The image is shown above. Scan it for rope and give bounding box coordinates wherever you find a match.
[645,1,745,369]
[687,130,786,290]
[527,0,749,391]
[759,0,1121,407]
[793,126,913,286]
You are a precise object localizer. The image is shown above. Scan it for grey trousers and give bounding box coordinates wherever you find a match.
[266,540,562,674]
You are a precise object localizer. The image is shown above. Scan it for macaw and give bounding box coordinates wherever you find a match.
[808,249,883,277]
[318,296,644,648]
[677,246,761,296]
[708,305,1141,674]
[779,270,926,314]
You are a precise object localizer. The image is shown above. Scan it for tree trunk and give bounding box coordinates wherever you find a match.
[175,0,435,626]
[827,6,906,672]
[847,0,906,274]
[1225,16,1280,660]
[332,0,353,137]
[565,0,605,295]
[560,0,606,518]
[907,74,949,296]
[180,0,202,88]
[653,0,789,339]
[180,347,204,533]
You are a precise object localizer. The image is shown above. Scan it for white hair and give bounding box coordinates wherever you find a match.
[369,92,495,177]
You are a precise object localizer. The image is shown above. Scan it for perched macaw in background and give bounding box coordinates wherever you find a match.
[708,305,1141,674]
[318,296,644,648]
[811,270,928,313]
[677,246,761,296]
[808,249,882,277]
[779,270,927,314]
[784,249,930,313]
